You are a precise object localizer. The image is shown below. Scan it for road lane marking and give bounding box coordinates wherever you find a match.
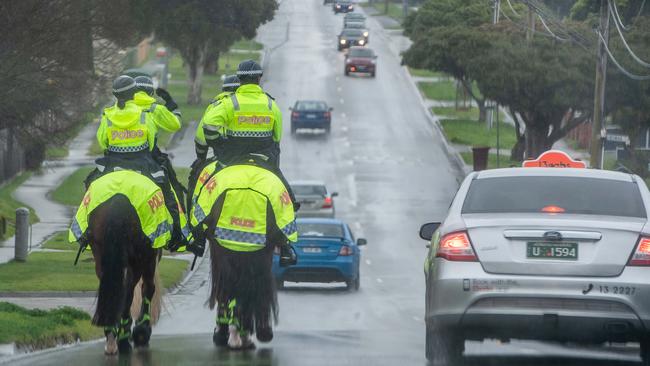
[341,112,346,118]
[355,221,361,230]
[376,278,383,283]
[347,174,358,207]
[337,86,342,92]
[365,259,372,265]
[339,98,345,105]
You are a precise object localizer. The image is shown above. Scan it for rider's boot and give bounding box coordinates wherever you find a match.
[159,180,188,252]
[279,243,297,267]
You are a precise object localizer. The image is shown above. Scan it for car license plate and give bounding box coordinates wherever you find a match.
[303,247,322,253]
[306,114,316,119]
[527,242,578,260]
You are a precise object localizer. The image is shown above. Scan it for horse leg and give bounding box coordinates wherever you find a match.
[212,302,229,346]
[227,299,255,350]
[117,267,137,354]
[133,252,156,347]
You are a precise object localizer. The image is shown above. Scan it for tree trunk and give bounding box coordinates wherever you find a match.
[524,125,553,159]
[384,0,389,13]
[477,100,487,124]
[185,44,208,105]
[204,51,220,75]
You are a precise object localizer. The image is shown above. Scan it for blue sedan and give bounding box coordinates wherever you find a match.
[290,100,333,134]
[273,218,367,290]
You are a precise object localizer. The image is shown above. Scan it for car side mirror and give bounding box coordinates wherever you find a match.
[373,55,378,59]
[331,192,339,197]
[419,223,441,241]
[329,107,334,111]
[356,238,367,246]
[289,107,293,111]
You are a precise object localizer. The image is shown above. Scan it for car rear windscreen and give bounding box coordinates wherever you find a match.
[296,101,327,111]
[298,223,344,237]
[292,185,327,196]
[349,48,374,58]
[345,23,364,28]
[462,176,646,217]
[343,30,362,36]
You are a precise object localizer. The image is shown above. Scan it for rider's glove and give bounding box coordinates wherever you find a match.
[156,88,179,112]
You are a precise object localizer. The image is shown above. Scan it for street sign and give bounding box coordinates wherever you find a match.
[522,150,587,169]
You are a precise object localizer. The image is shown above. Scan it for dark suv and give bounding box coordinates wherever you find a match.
[333,1,354,13]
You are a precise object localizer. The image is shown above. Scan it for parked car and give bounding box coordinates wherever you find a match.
[290,100,332,134]
[290,180,338,218]
[338,29,366,51]
[343,21,369,43]
[273,218,367,290]
[333,1,354,13]
[345,47,376,77]
[419,151,650,364]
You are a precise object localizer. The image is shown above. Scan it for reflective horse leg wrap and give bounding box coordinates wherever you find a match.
[136,297,152,326]
[118,317,133,341]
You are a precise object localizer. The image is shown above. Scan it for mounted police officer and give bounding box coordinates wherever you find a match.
[88,75,188,251]
[200,60,298,211]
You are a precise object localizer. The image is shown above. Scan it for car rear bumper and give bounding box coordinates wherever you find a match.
[426,260,650,342]
[296,208,335,218]
[273,256,356,283]
[291,119,331,129]
[346,64,375,73]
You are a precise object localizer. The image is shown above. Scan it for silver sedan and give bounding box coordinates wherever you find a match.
[420,167,650,365]
[291,180,338,218]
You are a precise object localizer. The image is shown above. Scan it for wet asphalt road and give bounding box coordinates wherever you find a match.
[6,0,645,365]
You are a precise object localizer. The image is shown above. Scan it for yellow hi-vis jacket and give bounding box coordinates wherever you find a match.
[96,100,157,153]
[201,84,282,143]
[195,91,232,151]
[69,170,173,248]
[132,91,182,134]
[190,162,297,252]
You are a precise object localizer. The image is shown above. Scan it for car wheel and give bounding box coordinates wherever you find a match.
[425,321,464,365]
[325,125,331,134]
[291,124,297,135]
[371,71,376,78]
[641,337,650,365]
[346,271,360,291]
[276,279,284,290]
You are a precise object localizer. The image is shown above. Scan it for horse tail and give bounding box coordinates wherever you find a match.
[92,194,132,326]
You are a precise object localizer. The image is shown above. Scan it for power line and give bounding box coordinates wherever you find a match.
[608,0,650,68]
[597,30,650,80]
[505,0,520,17]
[537,13,569,41]
[610,0,631,30]
[611,0,647,31]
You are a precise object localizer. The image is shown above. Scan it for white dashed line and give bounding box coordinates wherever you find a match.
[339,98,345,105]
[341,112,346,118]
[412,316,421,322]
[365,259,372,265]
[347,174,358,207]
[376,278,383,284]
[337,86,342,92]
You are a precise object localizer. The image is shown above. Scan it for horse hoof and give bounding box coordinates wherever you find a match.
[133,324,152,347]
[104,333,118,355]
[256,327,273,343]
[213,326,228,347]
[118,338,132,354]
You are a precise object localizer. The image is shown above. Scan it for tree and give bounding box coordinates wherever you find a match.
[149,0,278,105]
[403,0,492,122]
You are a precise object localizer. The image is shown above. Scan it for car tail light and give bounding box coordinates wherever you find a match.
[292,112,299,118]
[339,246,353,256]
[628,237,650,266]
[436,231,477,262]
[542,205,565,213]
[322,197,333,208]
[350,66,356,72]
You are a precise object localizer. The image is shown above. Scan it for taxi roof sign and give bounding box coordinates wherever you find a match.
[522,150,586,169]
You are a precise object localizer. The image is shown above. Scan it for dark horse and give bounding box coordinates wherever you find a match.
[202,197,288,350]
[87,194,160,355]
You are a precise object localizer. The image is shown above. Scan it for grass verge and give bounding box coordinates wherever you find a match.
[232,39,263,51]
[417,81,457,101]
[0,251,189,292]
[408,67,444,78]
[0,302,102,349]
[364,1,406,23]
[41,232,69,251]
[432,106,507,122]
[50,166,94,207]
[440,119,517,149]
[0,173,39,241]
[460,152,520,170]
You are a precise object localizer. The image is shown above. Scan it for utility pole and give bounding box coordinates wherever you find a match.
[493,0,501,24]
[590,0,610,169]
[403,0,408,19]
[526,4,536,42]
